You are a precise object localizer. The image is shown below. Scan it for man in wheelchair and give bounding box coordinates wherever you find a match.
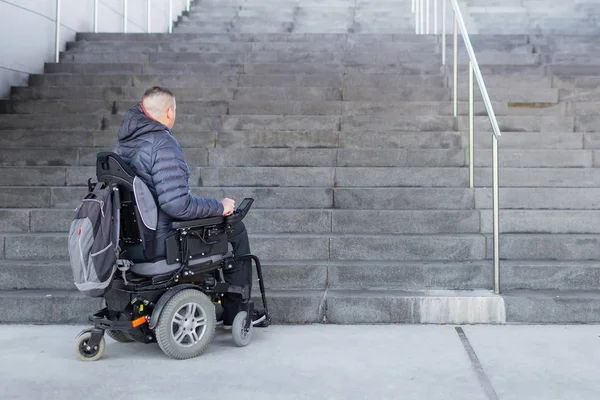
[74,86,269,361]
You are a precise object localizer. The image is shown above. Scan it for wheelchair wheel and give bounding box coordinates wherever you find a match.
[155,289,216,360]
[232,311,253,347]
[106,330,134,343]
[75,332,105,362]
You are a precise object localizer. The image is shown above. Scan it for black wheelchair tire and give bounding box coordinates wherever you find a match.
[106,330,135,343]
[155,289,216,360]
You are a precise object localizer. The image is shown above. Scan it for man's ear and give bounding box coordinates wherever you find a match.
[167,107,175,120]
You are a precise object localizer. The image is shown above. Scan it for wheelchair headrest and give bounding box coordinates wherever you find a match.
[96,152,137,186]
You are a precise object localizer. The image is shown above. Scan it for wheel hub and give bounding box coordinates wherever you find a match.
[172,302,207,347]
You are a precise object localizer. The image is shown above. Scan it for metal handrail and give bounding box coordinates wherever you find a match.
[55,0,193,62]
[413,0,501,294]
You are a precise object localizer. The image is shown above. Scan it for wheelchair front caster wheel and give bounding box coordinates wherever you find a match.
[232,311,253,347]
[75,332,105,362]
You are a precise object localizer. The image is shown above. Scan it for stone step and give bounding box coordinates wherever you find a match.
[476,167,600,187]
[26,73,447,90]
[480,210,600,233]
[0,208,482,234]
[44,62,358,75]
[0,115,102,130]
[206,148,466,167]
[0,208,336,234]
[340,130,586,150]
[0,166,469,187]
[455,87,560,103]
[548,64,600,77]
[0,233,487,261]
[0,186,476,210]
[498,234,600,260]
[68,39,488,54]
[0,259,328,291]
[475,187,600,209]
[57,48,540,65]
[0,130,475,151]
[0,289,324,324]
[111,114,343,132]
[71,32,446,43]
[344,86,559,102]
[460,116,575,132]
[328,260,600,291]
[553,76,600,90]
[440,42,534,54]
[239,74,346,87]
[166,145,600,170]
[0,186,337,209]
[333,188,475,209]
[0,100,113,115]
[33,73,395,89]
[341,115,575,133]
[29,73,239,88]
[12,85,554,105]
[559,88,600,103]
[4,286,600,324]
[502,290,600,323]
[325,289,505,324]
[44,60,449,76]
[546,54,600,66]
[340,115,455,132]
[474,149,594,167]
[0,288,517,324]
[474,131,584,149]
[66,40,349,53]
[11,86,343,101]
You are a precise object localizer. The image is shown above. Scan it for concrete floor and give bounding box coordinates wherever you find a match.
[0,324,598,400]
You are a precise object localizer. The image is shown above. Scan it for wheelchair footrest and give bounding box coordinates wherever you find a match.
[89,308,133,331]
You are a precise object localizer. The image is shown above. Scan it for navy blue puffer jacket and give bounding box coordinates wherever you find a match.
[115,104,224,257]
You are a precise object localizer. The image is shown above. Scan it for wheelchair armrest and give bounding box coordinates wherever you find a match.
[169,198,254,230]
[171,216,224,230]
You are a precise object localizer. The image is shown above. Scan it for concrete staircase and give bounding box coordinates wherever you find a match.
[2,0,600,324]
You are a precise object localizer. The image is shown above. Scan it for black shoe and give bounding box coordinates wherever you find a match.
[252,308,267,326]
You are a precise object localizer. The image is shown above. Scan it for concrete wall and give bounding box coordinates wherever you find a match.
[0,0,190,99]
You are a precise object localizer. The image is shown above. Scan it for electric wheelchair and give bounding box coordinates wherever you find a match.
[75,152,270,361]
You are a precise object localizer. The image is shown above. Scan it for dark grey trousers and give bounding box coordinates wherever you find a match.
[221,221,253,325]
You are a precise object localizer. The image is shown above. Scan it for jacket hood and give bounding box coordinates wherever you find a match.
[118,104,169,141]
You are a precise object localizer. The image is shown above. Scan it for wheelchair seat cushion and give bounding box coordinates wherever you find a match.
[129,250,233,277]
[129,259,181,277]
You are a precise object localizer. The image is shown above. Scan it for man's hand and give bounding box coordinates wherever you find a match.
[221,198,235,216]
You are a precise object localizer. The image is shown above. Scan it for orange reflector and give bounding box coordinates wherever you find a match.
[132,316,147,328]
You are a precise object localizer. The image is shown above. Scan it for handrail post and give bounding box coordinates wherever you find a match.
[452,11,457,117]
[426,0,430,34]
[123,0,128,33]
[442,0,446,65]
[433,0,438,35]
[147,0,151,32]
[420,0,424,34]
[469,61,474,188]
[54,0,61,63]
[169,0,173,33]
[187,0,191,13]
[93,0,99,33]
[493,136,500,294]
[415,0,420,34]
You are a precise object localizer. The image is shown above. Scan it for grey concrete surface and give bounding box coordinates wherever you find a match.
[0,324,599,400]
